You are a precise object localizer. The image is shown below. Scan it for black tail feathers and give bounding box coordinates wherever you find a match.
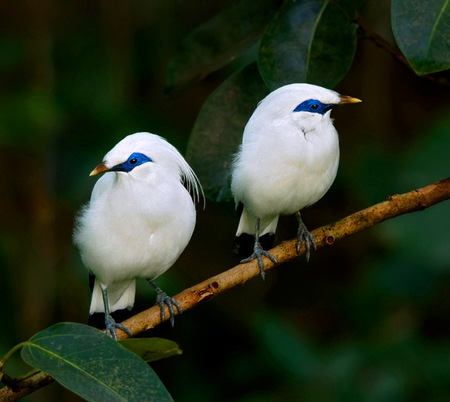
[233,233,275,257]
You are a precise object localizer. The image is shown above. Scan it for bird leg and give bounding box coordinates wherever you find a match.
[295,211,316,261]
[240,217,278,280]
[102,288,132,340]
[148,280,182,327]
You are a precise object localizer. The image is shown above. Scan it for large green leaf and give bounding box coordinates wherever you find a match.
[119,338,182,363]
[165,0,279,93]
[186,63,268,202]
[21,323,172,402]
[259,0,358,90]
[392,0,450,75]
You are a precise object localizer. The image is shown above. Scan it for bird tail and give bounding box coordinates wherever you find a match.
[89,278,136,315]
[233,205,278,257]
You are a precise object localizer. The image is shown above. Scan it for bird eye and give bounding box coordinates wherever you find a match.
[311,104,319,110]
[129,158,138,165]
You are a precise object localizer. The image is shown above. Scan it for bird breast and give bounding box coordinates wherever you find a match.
[232,118,340,218]
[75,173,196,285]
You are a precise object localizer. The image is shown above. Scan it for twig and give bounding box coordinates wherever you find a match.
[1,177,449,400]
[0,371,53,401]
[357,16,450,87]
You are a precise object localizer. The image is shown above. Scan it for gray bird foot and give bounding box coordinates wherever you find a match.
[105,314,132,340]
[296,222,317,261]
[241,243,278,280]
[154,288,183,327]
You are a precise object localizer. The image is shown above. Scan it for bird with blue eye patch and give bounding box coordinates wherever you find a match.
[108,152,153,173]
[74,132,202,339]
[231,83,361,278]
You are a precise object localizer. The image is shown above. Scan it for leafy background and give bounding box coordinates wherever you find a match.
[1,0,449,400]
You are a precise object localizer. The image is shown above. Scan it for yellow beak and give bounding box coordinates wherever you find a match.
[89,162,110,176]
[339,95,362,104]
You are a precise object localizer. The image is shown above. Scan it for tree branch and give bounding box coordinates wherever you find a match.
[120,177,450,336]
[0,371,53,401]
[1,177,449,400]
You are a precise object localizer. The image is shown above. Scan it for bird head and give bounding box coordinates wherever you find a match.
[89,152,153,176]
[252,83,361,134]
[89,132,203,203]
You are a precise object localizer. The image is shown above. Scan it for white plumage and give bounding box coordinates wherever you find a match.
[231,84,360,277]
[74,132,201,338]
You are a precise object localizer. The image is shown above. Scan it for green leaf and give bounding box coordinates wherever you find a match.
[392,0,450,75]
[119,338,182,363]
[165,0,279,92]
[21,323,172,402]
[186,63,268,202]
[259,0,358,90]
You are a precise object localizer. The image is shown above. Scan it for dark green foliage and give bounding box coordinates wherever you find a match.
[119,338,182,363]
[259,0,358,89]
[186,63,268,201]
[20,323,173,401]
[392,0,450,75]
[166,0,279,93]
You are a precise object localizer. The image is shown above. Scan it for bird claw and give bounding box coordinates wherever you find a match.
[155,290,183,327]
[105,314,132,340]
[296,222,317,261]
[241,242,278,280]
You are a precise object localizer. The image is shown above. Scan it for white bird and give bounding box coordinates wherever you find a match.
[74,132,202,339]
[231,83,361,278]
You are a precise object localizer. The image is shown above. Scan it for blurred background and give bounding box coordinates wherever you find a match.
[0,0,449,400]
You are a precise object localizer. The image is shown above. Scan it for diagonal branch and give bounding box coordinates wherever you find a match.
[1,177,449,400]
[119,177,450,337]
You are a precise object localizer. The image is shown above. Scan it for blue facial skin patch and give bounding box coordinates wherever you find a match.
[110,152,153,173]
[293,99,336,115]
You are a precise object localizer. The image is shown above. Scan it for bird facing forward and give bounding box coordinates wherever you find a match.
[231,83,361,278]
[74,132,202,339]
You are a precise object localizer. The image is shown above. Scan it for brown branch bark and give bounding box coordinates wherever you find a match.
[121,177,450,336]
[0,371,53,401]
[1,177,449,400]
